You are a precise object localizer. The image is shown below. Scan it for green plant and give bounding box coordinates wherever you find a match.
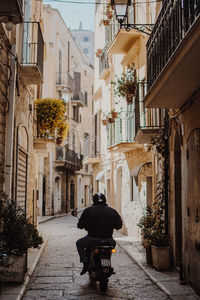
[111,64,137,103]
[0,192,43,257]
[137,206,155,241]
[35,98,67,140]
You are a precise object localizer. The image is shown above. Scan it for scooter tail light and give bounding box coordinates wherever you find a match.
[112,248,116,253]
[93,249,99,253]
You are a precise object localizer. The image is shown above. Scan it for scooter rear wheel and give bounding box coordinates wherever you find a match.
[100,278,108,292]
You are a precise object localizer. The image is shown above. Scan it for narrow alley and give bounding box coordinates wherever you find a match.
[22,215,169,300]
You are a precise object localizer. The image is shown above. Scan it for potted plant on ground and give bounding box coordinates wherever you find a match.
[137,206,155,265]
[0,192,43,282]
[111,64,137,105]
[149,180,170,271]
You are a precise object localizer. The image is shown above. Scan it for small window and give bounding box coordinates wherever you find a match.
[84,36,89,42]
[83,48,89,54]
[130,176,139,202]
[85,91,88,106]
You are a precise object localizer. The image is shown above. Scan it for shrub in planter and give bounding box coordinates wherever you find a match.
[0,192,43,282]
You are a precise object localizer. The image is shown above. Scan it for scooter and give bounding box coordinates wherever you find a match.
[71,210,116,292]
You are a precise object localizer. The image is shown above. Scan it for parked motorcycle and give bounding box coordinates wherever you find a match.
[71,210,116,292]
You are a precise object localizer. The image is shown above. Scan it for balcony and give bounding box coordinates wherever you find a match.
[55,146,83,171]
[83,135,101,165]
[145,0,200,109]
[71,91,86,107]
[135,82,165,144]
[0,0,23,24]
[99,47,110,79]
[107,110,138,152]
[20,22,44,85]
[106,16,141,55]
[56,72,74,93]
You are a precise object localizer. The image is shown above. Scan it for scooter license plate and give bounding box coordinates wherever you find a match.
[101,259,111,267]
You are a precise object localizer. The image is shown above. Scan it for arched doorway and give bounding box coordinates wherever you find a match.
[174,132,182,267]
[54,176,61,214]
[70,180,75,209]
[42,176,46,216]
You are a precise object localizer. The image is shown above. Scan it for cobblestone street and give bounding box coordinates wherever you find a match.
[22,215,170,300]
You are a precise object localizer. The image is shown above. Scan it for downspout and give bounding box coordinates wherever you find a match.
[5,45,16,199]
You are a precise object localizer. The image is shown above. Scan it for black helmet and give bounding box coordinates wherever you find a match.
[93,192,106,205]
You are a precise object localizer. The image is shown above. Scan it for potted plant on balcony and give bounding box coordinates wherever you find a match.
[111,64,137,104]
[103,19,110,26]
[107,112,115,124]
[0,192,43,282]
[111,109,118,119]
[96,48,103,58]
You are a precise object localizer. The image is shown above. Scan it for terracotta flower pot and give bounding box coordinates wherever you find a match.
[108,117,115,123]
[103,19,110,26]
[126,93,134,104]
[102,119,108,125]
[111,111,118,118]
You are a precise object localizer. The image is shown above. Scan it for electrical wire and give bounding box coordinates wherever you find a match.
[41,0,162,4]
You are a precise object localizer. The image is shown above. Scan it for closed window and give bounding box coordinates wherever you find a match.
[83,48,89,54]
[84,36,89,42]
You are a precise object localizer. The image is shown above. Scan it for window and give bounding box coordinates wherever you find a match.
[83,48,89,54]
[130,176,139,202]
[84,36,89,42]
[85,91,88,106]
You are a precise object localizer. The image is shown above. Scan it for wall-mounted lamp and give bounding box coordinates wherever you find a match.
[111,0,154,35]
[5,21,15,32]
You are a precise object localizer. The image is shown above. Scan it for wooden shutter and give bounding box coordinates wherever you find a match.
[16,146,28,211]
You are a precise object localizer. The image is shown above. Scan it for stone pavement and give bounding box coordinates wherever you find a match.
[0,213,199,300]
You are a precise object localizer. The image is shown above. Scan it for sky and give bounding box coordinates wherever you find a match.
[43,0,95,31]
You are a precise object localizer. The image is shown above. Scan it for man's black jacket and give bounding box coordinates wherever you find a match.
[77,203,122,238]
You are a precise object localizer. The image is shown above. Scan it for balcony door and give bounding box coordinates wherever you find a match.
[70,180,75,209]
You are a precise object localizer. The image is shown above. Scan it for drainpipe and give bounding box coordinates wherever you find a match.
[5,45,16,199]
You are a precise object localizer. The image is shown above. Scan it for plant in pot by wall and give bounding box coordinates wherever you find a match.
[149,179,170,271]
[137,206,155,265]
[0,192,43,282]
[111,64,137,105]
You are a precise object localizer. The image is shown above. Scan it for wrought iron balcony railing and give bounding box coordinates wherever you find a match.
[84,135,100,159]
[147,0,200,91]
[20,22,44,84]
[135,82,165,134]
[56,72,74,92]
[99,47,110,79]
[56,146,82,169]
[0,0,23,24]
[71,91,86,106]
[107,110,135,149]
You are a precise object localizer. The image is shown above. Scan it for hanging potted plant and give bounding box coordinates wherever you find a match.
[111,64,137,105]
[103,19,110,26]
[111,109,118,119]
[0,192,43,282]
[96,48,103,58]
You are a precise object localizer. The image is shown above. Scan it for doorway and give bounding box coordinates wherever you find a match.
[174,132,182,266]
[70,180,75,209]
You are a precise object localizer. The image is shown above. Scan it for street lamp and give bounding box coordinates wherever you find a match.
[111,0,154,35]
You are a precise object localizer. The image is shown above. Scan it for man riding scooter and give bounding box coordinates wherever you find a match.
[76,193,123,275]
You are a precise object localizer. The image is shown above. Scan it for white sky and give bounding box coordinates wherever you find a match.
[43,0,95,31]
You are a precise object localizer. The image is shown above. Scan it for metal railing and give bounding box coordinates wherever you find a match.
[72,91,86,105]
[84,135,100,159]
[56,146,82,169]
[107,110,135,148]
[56,72,74,92]
[147,0,200,90]
[99,46,109,78]
[21,22,44,76]
[135,82,165,133]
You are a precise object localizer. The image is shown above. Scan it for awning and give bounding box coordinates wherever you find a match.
[96,170,106,181]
